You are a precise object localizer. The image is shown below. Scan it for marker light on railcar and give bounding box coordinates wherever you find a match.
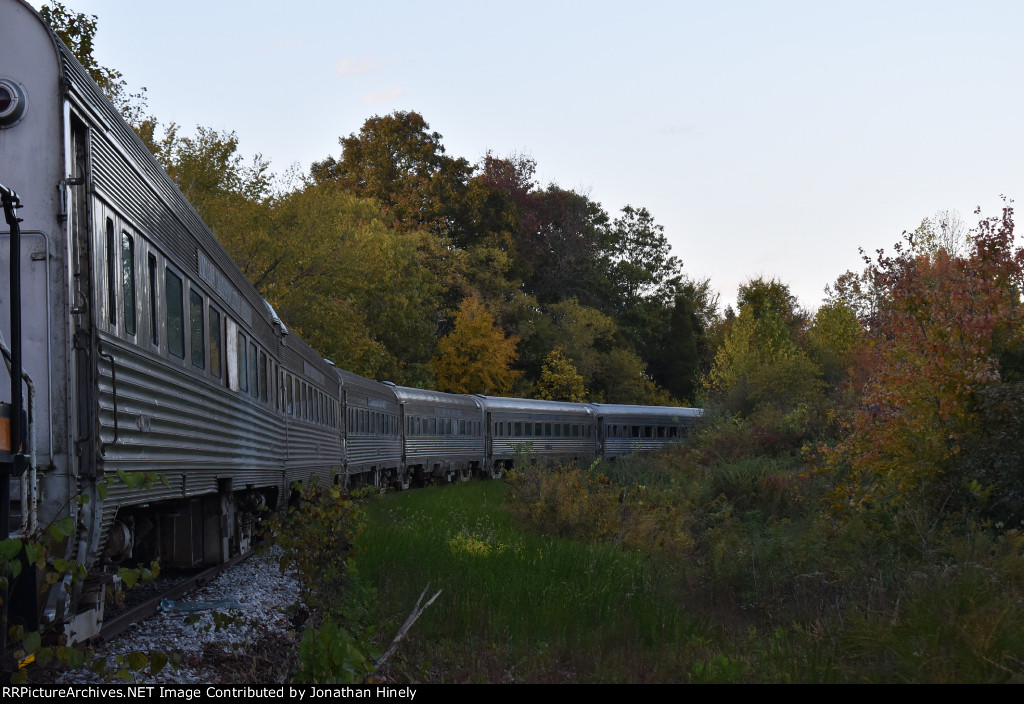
[0,78,26,126]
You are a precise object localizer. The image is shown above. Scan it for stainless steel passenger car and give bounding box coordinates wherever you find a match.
[387,384,484,487]
[477,396,597,474]
[0,0,340,642]
[0,0,704,650]
[593,404,703,457]
[338,369,401,487]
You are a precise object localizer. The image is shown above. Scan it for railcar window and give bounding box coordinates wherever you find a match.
[148,254,158,346]
[121,232,136,336]
[237,333,248,392]
[280,371,286,413]
[209,307,222,378]
[514,422,522,437]
[165,269,185,359]
[573,425,579,437]
[248,343,258,398]
[106,219,116,327]
[554,424,561,437]
[430,418,437,435]
[544,423,552,436]
[524,423,532,437]
[259,352,268,403]
[658,426,666,438]
[189,290,205,369]
[286,374,293,416]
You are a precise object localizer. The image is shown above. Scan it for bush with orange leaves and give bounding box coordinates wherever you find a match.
[817,206,1024,532]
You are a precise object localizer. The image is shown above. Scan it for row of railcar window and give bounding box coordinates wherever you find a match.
[347,408,399,436]
[406,416,481,437]
[494,421,592,438]
[606,424,683,439]
[100,204,337,429]
[281,370,338,428]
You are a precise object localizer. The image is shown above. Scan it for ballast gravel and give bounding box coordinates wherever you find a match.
[56,547,304,684]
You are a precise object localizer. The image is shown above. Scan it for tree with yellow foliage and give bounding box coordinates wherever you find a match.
[535,347,588,402]
[431,296,521,394]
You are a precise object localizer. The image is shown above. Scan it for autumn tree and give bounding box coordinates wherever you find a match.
[431,296,521,394]
[513,186,613,308]
[535,347,588,402]
[818,206,1024,527]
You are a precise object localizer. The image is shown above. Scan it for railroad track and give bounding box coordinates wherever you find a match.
[98,551,254,643]
[48,547,301,683]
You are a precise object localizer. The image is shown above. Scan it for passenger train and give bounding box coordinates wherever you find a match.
[0,0,701,647]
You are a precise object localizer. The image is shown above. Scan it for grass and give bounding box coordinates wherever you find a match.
[353,448,1024,683]
[357,480,701,683]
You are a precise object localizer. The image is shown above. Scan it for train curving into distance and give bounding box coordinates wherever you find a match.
[0,0,701,645]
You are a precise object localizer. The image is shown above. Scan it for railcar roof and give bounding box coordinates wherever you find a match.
[475,395,594,415]
[337,369,399,399]
[591,404,704,420]
[385,384,483,409]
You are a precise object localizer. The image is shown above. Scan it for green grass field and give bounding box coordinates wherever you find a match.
[357,480,712,683]
[354,453,1024,683]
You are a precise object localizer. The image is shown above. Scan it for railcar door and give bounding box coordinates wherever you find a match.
[68,114,100,482]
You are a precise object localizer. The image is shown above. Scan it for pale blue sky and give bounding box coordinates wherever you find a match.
[29,1,1024,312]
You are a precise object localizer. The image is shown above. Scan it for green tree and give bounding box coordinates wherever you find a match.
[737,276,804,333]
[608,205,682,309]
[40,2,150,127]
[535,347,588,402]
[657,292,702,403]
[155,124,273,229]
[705,283,823,417]
[807,300,863,392]
[310,111,473,241]
[431,296,521,394]
[267,185,439,383]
